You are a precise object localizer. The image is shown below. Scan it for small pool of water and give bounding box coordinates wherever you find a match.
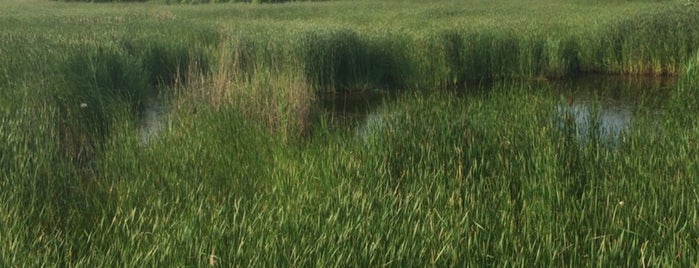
[319,75,676,141]
[140,98,168,145]
[550,75,674,140]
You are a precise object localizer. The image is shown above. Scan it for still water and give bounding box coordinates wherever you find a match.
[320,75,676,140]
[549,75,674,140]
[138,75,675,144]
[140,97,168,145]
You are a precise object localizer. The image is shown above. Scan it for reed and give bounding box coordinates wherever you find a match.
[2,0,699,266]
[666,52,699,127]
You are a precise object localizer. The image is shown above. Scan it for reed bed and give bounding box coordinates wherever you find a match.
[1,0,699,266]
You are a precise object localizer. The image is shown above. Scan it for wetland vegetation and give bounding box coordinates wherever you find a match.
[2,0,699,266]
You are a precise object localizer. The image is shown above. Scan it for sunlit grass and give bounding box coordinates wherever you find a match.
[1,0,699,266]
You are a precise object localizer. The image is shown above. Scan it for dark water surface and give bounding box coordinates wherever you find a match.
[550,75,675,140]
[140,75,675,143]
[319,75,676,139]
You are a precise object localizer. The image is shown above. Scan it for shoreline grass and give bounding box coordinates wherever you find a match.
[2,0,699,266]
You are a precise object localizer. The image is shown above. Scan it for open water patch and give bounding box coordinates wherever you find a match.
[321,75,675,146]
[140,97,168,145]
[550,75,675,144]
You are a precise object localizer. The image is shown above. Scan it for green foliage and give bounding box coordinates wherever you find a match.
[666,52,699,126]
[593,4,699,75]
[2,0,699,266]
[300,28,411,91]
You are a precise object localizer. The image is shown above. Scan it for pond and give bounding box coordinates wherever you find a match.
[319,75,676,142]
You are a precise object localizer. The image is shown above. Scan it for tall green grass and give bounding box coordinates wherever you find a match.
[2,0,699,266]
[5,0,695,92]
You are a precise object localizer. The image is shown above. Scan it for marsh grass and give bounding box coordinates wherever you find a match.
[2,0,699,266]
[55,46,147,164]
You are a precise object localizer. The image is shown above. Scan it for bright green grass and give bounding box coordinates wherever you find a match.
[2,0,698,91]
[2,0,699,266]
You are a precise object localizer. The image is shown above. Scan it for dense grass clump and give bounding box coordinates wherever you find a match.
[590,5,699,75]
[55,47,147,163]
[666,52,699,126]
[2,0,699,266]
[300,27,412,91]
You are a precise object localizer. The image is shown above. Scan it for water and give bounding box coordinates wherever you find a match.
[549,75,674,141]
[319,75,675,142]
[140,98,168,145]
[138,75,675,144]
[319,88,393,120]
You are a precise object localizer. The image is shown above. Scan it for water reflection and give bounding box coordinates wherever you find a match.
[550,75,674,141]
[319,75,675,142]
[140,98,167,145]
[318,89,392,119]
